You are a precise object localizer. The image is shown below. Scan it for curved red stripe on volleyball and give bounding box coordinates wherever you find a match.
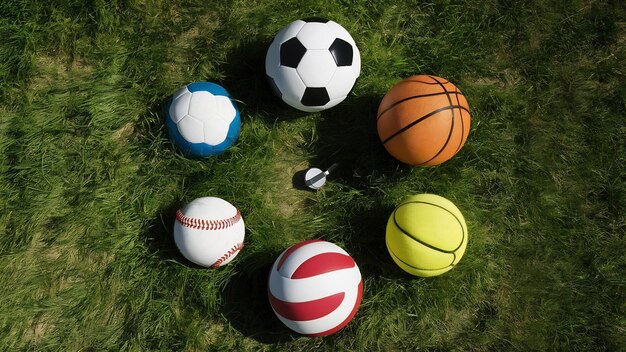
[276,239,322,271]
[291,252,356,279]
[306,281,364,337]
[268,290,345,321]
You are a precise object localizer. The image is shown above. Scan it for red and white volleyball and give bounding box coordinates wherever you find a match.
[268,240,363,336]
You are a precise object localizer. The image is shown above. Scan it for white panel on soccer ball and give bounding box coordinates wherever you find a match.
[325,21,360,77]
[296,23,335,50]
[351,46,361,78]
[274,66,307,102]
[265,38,281,78]
[177,115,205,143]
[213,95,237,123]
[204,119,229,145]
[188,91,216,121]
[324,96,347,110]
[326,66,358,100]
[297,50,337,87]
[283,95,324,112]
[299,105,324,113]
[169,90,192,123]
[326,21,357,47]
[275,20,307,44]
[280,94,317,113]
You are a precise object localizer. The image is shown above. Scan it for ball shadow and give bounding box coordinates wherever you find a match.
[341,205,409,280]
[292,169,315,192]
[219,251,296,344]
[143,199,207,269]
[220,38,309,123]
[313,94,411,189]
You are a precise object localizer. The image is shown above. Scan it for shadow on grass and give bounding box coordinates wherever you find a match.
[291,169,307,190]
[219,251,296,344]
[341,205,409,280]
[144,200,208,269]
[216,205,406,343]
[220,38,309,123]
[312,93,410,190]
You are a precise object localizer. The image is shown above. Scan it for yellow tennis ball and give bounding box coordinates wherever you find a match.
[385,194,468,277]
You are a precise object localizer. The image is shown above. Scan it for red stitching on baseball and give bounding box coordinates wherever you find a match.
[211,242,244,268]
[176,209,241,231]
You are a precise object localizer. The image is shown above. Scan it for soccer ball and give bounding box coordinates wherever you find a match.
[265,17,361,112]
[165,82,241,157]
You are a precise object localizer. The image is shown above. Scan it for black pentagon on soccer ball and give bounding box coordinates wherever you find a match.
[301,87,330,106]
[301,17,329,23]
[329,38,353,66]
[266,74,282,98]
[280,38,307,68]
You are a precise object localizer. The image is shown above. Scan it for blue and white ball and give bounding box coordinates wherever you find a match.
[165,82,241,157]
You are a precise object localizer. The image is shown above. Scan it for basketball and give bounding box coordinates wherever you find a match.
[268,240,363,336]
[385,194,468,277]
[377,75,470,166]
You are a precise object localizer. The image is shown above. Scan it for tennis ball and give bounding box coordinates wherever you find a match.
[385,194,468,277]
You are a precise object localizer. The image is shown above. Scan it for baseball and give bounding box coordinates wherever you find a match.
[173,197,245,268]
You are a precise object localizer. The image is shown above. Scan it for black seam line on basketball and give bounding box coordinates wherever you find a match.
[416,76,456,165]
[426,75,440,84]
[453,87,465,155]
[386,238,454,271]
[399,201,466,252]
[381,105,469,145]
[376,91,464,121]
[393,200,466,252]
[403,79,451,85]
[392,213,457,254]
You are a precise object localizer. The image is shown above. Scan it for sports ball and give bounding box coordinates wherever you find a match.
[265,17,361,112]
[304,167,326,190]
[386,194,468,277]
[165,82,241,157]
[268,240,363,336]
[174,197,245,268]
[377,75,470,166]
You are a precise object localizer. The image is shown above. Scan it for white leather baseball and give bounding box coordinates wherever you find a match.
[173,197,245,268]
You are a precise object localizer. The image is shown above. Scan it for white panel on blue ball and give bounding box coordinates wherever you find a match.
[165,82,241,157]
[266,17,360,112]
[178,115,204,143]
[170,89,191,123]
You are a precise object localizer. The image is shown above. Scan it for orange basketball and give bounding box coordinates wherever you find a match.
[377,75,470,166]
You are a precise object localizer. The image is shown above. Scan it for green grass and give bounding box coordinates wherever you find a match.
[1,0,624,350]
